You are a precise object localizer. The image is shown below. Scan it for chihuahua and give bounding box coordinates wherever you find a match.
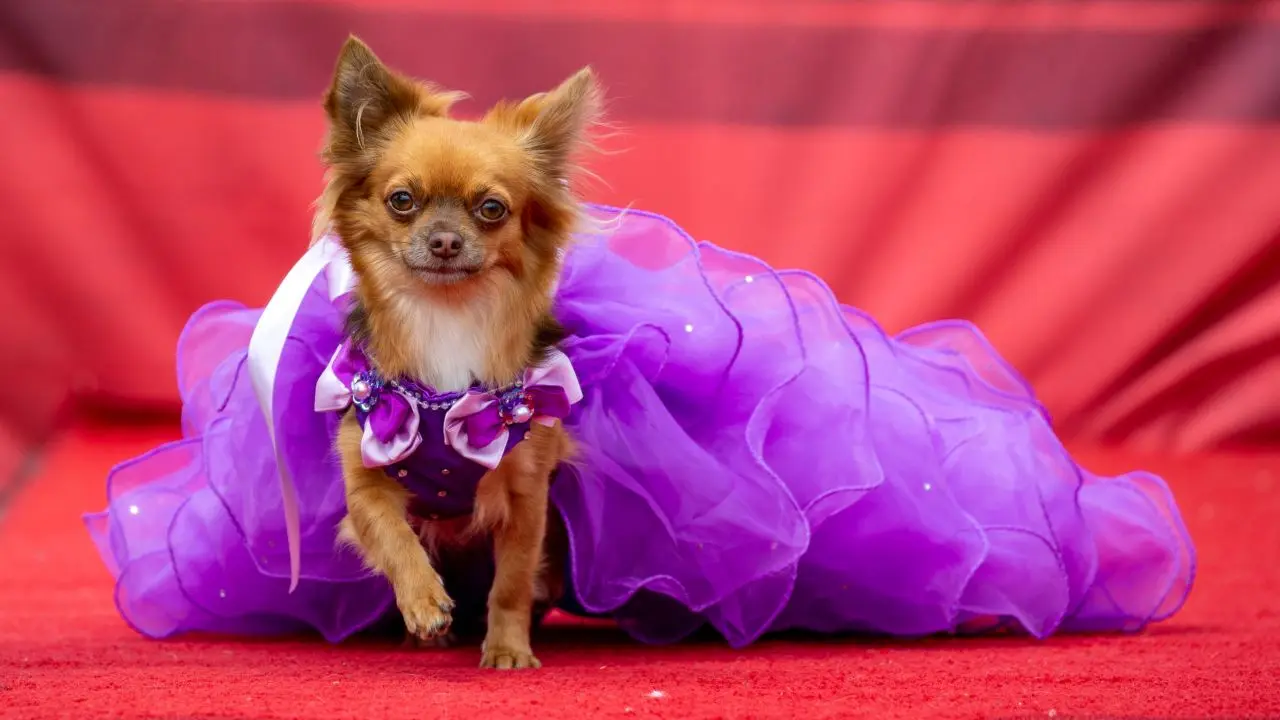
[318,36,596,669]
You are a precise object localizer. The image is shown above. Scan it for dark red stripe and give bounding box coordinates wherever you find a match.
[1,0,1278,128]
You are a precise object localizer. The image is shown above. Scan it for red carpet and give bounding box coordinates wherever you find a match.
[1,423,1277,719]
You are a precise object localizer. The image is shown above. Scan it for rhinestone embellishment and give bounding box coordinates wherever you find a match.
[350,371,383,413]
[497,386,535,427]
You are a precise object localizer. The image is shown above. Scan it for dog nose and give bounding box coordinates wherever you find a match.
[427,231,464,259]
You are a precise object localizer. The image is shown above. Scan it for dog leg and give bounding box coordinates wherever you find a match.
[338,414,454,642]
[475,438,554,669]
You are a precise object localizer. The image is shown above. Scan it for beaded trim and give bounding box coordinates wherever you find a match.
[387,378,525,412]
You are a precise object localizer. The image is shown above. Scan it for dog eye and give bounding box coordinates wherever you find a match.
[386,190,417,215]
[475,198,508,223]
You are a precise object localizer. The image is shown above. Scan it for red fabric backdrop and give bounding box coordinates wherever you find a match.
[2,1,1278,480]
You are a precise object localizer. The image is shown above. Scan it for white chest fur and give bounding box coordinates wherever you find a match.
[393,294,489,393]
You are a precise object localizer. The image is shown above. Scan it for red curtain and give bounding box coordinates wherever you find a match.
[2,0,1277,481]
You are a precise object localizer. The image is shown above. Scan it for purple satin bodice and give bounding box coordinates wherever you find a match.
[356,382,532,519]
[314,339,583,523]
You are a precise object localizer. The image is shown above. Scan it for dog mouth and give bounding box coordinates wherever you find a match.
[407,264,481,286]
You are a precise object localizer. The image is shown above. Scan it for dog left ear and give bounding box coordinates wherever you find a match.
[322,36,463,165]
[492,67,602,180]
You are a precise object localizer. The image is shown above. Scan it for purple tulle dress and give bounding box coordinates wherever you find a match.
[83,205,1195,648]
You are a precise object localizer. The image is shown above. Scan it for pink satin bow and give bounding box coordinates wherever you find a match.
[314,342,422,467]
[443,349,583,469]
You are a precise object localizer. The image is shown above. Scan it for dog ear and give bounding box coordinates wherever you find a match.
[491,67,602,180]
[322,36,462,163]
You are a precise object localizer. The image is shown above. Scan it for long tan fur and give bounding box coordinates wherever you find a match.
[318,35,598,669]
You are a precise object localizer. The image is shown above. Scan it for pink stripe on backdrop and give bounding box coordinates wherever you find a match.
[1,0,1278,127]
[163,0,1280,31]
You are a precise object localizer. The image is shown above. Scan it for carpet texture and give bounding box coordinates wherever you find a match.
[1,423,1277,719]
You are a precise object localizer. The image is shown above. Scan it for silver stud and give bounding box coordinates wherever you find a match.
[219,589,227,599]
[923,482,933,491]
[441,469,450,476]
[684,323,694,333]
[437,490,447,498]
[744,275,755,283]
[128,505,140,516]
[397,469,408,478]
[351,378,371,402]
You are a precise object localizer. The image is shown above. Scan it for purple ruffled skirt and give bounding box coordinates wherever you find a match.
[84,206,1195,647]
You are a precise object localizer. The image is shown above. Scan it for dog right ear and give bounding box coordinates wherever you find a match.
[516,68,602,181]
[322,36,462,163]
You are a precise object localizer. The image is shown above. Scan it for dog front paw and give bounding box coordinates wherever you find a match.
[398,590,455,642]
[404,628,458,649]
[479,644,541,670]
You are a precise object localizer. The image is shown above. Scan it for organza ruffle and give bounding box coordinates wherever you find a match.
[84,298,394,642]
[84,205,1194,647]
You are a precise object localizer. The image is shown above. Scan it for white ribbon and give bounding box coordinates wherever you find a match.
[246,232,354,592]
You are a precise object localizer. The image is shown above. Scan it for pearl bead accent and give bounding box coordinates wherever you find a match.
[510,404,534,423]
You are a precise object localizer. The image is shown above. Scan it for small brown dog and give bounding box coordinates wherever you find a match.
[317,36,597,669]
